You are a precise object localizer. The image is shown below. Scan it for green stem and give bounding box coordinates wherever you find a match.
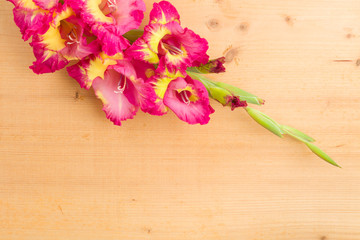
[244,107,340,168]
[187,71,264,105]
[187,71,339,167]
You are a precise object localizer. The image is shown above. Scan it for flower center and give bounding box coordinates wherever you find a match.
[159,35,183,56]
[162,42,183,55]
[99,0,117,16]
[114,75,127,94]
[59,20,79,45]
[178,90,191,105]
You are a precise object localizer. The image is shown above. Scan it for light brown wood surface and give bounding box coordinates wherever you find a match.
[1,0,360,239]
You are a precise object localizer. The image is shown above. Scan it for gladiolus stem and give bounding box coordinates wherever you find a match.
[244,107,340,168]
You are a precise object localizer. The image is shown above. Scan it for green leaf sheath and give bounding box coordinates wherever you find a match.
[281,125,315,143]
[123,30,144,43]
[245,107,284,137]
[305,142,341,168]
[215,82,265,105]
[187,67,204,74]
[187,71,230,105]
[187,71,264,106]
[244,107,340,167]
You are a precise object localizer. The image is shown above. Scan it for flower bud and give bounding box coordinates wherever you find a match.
[188,57,226,74]
[206,83,247,110]
[225,95,248,110]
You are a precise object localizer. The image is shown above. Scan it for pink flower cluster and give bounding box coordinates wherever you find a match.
[8,0,245,126]
[6,0,340,166]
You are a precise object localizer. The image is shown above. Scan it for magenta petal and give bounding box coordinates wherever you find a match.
[29,34,69,74]
[150,1,180,24]
[92,25,130,55]
[181,27,209,66]
[110,0,146,34]
[138,21,209,71]
[12,7,52,41]
[111,59,158,114]
[66,58,92,89]
[126,38,159,64]
[72,0,145,55]
[33,0,58,10]
[164,77,213,125]
[162,22,209,69]
[109,62,138,106]
[7,0,37,8]
[29,52,68,74]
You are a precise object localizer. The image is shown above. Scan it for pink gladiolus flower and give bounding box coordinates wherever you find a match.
[164,76,214,125]
[7,0,59,40]
[127,1,209,72]
[67,52,157,125]
[147,65,214,125]
[70,0,146,55]
[29,4,100,74]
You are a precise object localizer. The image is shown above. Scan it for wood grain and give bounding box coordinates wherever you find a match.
[1,0,360,239]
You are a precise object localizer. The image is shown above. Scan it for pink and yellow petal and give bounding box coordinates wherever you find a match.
[152,65,185,100]
[163,77,213,125]
[127,38,159,64]
[30,47,69,74]
[126,24,171,64]
[89,52,123,79]
[32,0,57,10]
[144,67,184,115]
[35,6,74,53]
[82,0,113,24]
[76,0,145,35]
[150,1,180,25]
[74,0,146,54]
[129,62,158,113]
[12,7,52,40]
[66,58,92,88]
[143,23,171,53]
[92,69,139,126]
[109,0,146,34]
[161,22,209,69]
[29,30,68,74]
[60,37,100,61]
[7,0,39,9]
[91,24,130,55]
[161,45,191,71]
[67,52,123,89]
[130,59,156,81]
[109,59,158,114]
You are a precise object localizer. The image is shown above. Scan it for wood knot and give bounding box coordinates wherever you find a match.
[346,33,355,39]
[206,18,221,31]
[238,22,249,32]
[356,59,360,66]
[284,15,295,26]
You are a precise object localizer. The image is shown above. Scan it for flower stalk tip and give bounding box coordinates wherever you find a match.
[244,107,340,167]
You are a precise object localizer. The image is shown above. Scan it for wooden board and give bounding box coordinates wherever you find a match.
[1,0,360,239]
